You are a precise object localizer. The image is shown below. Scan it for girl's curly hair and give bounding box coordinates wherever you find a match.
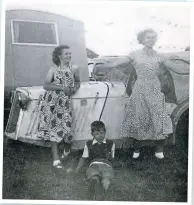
[52,45,70,66]
[137,29,157,45]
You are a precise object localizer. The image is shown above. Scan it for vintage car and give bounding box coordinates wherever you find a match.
[4,51,190,149]
[88,56,129,81]
[92,51,190,145]
[5,82,129,149]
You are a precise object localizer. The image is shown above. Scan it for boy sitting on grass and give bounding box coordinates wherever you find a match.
[76,121,115,199]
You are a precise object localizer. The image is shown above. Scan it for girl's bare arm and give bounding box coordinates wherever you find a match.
[71,65,81,94]
[97,56,132,70]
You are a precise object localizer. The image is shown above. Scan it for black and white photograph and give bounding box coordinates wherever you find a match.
[2,0,191,203]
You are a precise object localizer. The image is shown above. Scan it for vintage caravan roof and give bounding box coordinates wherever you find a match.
[5,9,88,106]
[6,8,83,24]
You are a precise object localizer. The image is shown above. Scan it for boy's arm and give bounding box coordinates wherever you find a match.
[111,142,115,159]
[107,142,115,164]
[76,143,89,173]
[111,142,115,162]
[108,142,116,167]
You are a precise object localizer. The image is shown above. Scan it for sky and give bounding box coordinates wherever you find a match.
[5,0,190,56]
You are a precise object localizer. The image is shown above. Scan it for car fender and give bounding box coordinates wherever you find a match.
[171,99,189,144]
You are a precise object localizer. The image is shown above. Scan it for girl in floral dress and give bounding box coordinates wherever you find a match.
[99,29,178,159]
[38,45,80,169]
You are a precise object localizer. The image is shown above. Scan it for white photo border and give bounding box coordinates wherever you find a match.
[0,1,193,205]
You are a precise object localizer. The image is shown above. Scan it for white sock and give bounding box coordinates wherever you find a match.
[155,152,164,159]
[61,150,70,158]
[53,159,61,166]
[133,152,140,159]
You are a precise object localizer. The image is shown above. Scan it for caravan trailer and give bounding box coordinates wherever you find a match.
[4,9,88,124]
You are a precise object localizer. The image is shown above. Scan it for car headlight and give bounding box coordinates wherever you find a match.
[18,92,30,110]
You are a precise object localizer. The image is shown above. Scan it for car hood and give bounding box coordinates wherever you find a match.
[163,51,190,63]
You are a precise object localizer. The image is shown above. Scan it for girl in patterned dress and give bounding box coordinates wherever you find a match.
[38,45,80,169]
[98,29,177,159]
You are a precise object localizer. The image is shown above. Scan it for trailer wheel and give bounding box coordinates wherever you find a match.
[175,109,189,151]
[4,109,10,131]
[3,136,14,148]
[3,109,13,146]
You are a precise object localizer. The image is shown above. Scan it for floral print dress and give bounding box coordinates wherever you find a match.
[121,49,173,141]
[38,66,74,143]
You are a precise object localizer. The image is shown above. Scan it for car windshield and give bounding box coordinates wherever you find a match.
[93,61,129,83]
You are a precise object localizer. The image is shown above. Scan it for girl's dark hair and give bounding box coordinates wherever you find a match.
[137,29,157,45]
[91,121,106,132]
[52,45,70,66]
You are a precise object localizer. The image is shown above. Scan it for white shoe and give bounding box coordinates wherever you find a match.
[155,152,164,159]
[133,152,140,159]
[53,160,63,169]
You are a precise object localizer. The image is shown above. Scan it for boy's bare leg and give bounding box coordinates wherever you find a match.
[88,176,100,200]
[102,177,111,191]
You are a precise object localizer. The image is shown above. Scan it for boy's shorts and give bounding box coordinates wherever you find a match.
[86,163,114,180]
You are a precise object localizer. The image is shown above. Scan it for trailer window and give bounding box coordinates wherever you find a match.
[11,20,59,46]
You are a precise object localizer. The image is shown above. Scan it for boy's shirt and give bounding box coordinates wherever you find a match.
[82,138,115,167]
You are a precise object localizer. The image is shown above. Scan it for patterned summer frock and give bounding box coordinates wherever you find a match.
[37,66,74,143]
[121,49,173,141]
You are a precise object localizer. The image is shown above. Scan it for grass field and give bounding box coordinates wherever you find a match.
[3,113,188,201]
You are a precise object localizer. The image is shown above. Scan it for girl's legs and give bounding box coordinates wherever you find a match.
[155,139,165,159]
[155,139,165,152]
[61,141,71,158]
[61,134,72,158]
[51,142,60,161]
[133,138,166,159]
[133,139,141,158]
[51,142,62,168]
[102,177,111,191]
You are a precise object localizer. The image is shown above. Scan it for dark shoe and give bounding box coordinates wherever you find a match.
[88,176,100,200]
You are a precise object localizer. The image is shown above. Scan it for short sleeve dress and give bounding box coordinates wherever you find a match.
[121,49,173,141]
[37,65,75,143]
